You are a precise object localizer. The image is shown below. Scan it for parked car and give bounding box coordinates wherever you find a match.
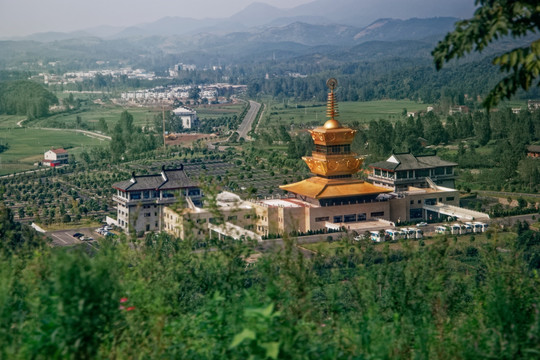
[72,232,83,238]
[416,222,428,227]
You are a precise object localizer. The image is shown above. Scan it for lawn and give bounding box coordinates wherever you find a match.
[259,99,428,129]
[0,127,107,175]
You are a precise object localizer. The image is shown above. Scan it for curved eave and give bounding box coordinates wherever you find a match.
[280,178,391,199]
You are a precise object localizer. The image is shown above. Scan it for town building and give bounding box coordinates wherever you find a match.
[112,166,202,234]
[172,106,199,129]
[43,148,68,167]
[368,152,457,191]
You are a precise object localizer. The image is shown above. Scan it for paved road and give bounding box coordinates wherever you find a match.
[237,100,261,140]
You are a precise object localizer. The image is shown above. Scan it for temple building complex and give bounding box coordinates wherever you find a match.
[112,79,488,240]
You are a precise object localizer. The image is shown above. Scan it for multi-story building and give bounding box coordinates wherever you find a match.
[163,192,258,241]
[43,148,68,167]
[368,152,457,191]
[112,166,202,233]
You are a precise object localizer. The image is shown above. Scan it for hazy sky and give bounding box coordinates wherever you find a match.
[0,0,313,37]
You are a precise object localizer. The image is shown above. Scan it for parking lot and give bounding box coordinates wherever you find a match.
[48,227,101,247]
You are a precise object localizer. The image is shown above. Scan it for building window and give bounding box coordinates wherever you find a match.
[370,211,384,217]
[188,189,200,196]
[357,213,366,221]
[227,215,237,221]
[410,200,414,205]
[333,216,343,223]
[418,200,421,204]
[374,169,381,176]
[446,197,455,201]
[410,208,423,219]
[344,214,356,223]
[315,216,329,222]
[144,213,151,217]
[425,198,437,205]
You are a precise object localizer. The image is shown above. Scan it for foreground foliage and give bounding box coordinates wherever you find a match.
[1,205,539,359]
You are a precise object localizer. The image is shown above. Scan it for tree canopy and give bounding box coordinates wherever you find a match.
[433,0,540,109]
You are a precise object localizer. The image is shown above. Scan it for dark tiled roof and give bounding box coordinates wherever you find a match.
[368,161,399,171]
[369,153,457,171]
[112,166,196,192]
[527,145,540,153]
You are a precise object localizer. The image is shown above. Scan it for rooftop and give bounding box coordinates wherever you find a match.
[112,166,196,192]
[280,176,391,199]
[369,152,457,171]
[49,148,67,154]
[527,144,540,153]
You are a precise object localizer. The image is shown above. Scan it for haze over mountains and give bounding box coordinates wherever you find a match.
[5,0,476,41]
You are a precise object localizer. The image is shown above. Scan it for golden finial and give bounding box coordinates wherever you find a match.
[324,78,340,129]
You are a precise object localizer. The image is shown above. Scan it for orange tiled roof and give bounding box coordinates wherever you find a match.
[279,177,391,199]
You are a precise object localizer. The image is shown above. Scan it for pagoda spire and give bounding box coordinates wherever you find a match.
[323,78,341,129]
[326,78,339,120]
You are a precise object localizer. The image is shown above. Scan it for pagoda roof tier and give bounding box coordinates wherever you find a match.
[279,176,391,199]
[303,154,362,177]
[308,126,356,146]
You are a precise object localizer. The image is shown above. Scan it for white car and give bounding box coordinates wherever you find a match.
[416,222,428,227]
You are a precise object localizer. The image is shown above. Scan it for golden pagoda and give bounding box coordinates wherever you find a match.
[280,78,391,204]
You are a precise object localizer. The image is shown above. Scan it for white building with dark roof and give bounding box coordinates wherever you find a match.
[112,165,202,234]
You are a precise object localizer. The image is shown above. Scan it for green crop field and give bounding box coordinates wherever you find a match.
[30,102,245,129]
[0,115,26,129]
[195,103,245,120]
[31,105,159,128]
[259,99,429,129]
[0,128,106,175]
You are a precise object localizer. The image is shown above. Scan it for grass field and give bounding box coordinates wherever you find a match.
[259,99,429,129]
[0,115,26,129]
[30,102,245,129]
[0,127,107,175]
[195,103,245,120]
[31,105,159,128]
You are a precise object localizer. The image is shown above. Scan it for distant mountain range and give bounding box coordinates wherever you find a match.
[4,0,475,42]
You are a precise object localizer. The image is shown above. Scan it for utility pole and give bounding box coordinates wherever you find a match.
[162,105,166,150]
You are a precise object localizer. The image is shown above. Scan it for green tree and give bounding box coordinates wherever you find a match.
[433,0,540,109]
